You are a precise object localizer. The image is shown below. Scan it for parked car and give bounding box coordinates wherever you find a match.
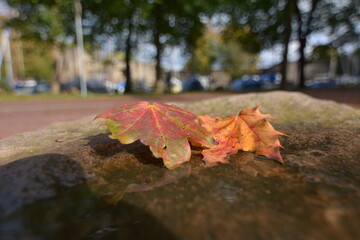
[13,79,50,94]
[306,81,336,89]
[34,81,51,93]
[231,75,261,91]
[231,73,280,91]
[61,78,120,94]
[259,73,281,89]
[182,75,211,92]
[306,74,336,89]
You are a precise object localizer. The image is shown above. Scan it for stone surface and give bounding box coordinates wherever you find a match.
[0,116,102,164]
[0,91,360,240]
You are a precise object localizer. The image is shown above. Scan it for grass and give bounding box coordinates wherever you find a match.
[0,91,226,102]
[0,92,126,102]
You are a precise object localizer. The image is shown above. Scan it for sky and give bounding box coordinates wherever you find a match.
[0,0,17,19]
[159,34,332,71]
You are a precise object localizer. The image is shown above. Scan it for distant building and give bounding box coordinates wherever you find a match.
[264,61,329,84]
[59,47,156,89]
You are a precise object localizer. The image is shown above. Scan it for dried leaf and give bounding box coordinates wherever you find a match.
[96,101,215,169]
[199,106,286,165]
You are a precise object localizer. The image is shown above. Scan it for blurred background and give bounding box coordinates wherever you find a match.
[0,0,359,95]
[0,0,359,138]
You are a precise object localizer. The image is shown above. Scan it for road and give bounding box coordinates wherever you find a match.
[0,90,359,139]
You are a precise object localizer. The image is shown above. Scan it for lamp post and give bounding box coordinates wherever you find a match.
[74,0,87,97]
[0,29,14,86]
[0,2,18,87]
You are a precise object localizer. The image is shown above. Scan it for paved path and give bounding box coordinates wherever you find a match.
[301,89,360,109]
[0,93,234,139]
[0,90,359,139]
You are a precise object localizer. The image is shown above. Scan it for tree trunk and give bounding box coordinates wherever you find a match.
[280,41,289,90]
[295,0,320,89]
[124,19,133,93]
[154,32,163,93]
[153,3,163,93]
[329,49,337,80]
[280,0,295,90]
[51,42,61,94]
[298,36,306,88]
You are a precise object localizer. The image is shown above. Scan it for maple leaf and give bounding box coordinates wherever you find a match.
[96,101,215,169]
[199,106,286,165]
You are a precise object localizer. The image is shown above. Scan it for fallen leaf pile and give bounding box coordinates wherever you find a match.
[96,102,285,169]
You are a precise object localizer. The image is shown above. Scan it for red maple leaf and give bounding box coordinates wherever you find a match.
[96,101,215,169]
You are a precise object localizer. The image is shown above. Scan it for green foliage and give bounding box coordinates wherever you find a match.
[21,40,53,81]
[0,81,12,93]
[222,25,262,54]
[147,0,208,49]
[187,30,219,74]
[219,40,257,78]
[7,0,76,93]
[220,25,259,77]
[221,0,283,49]
[82,0,142,49]
[187,28,258,78]
[311,45,337,62]
[7,0,74,43]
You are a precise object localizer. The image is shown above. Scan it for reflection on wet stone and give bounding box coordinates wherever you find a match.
[216,180,240,203]
[231,152,285,177]
[0,154,178,240]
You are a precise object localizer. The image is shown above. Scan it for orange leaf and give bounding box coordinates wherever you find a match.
[199,106,286,165]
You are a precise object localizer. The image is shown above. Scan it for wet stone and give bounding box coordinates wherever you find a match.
[0,91,360,240]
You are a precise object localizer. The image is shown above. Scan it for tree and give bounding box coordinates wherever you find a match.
[279,0,296,89]
[221,25,259,78]
[187,26,258,79]
[220,0,360,89]
[295,0,321,88]
[187,29,219,75]
[86,0,212,93]
[220,40,258,78]
[145,0,212,92]
[294,0,359,88]
[7,0,75,93]
[220,0,295,88]
[83,0,146,93]
[19,40,53,81]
